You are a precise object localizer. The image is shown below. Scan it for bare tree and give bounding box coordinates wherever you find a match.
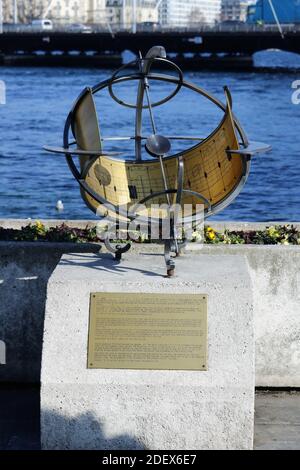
[2,0,13,23]
[17,0,46,24]
[188,7,206,27]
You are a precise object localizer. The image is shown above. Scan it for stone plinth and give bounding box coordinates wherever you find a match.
[41,252,254,450]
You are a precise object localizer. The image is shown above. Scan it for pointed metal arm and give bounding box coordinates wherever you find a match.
[135,47,167,160]
[227,141,272,159]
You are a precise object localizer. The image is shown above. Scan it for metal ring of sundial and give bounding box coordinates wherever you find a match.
[91,73,248,146]
[107,57,184,110]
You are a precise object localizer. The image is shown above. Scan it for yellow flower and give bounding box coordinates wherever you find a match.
[34,220,46,235]
[207,231,216,240]
[267,227,280,238]
[206,227,214,232]
[35,220,44,229]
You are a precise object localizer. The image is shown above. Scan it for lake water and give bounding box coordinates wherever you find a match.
[0,51,299,222]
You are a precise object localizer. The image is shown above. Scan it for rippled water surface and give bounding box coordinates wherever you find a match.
[0,51,299,221]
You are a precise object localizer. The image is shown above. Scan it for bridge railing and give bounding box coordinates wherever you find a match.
[2,22,300,34]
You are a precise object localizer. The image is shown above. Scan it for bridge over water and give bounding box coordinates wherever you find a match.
[1,26,299,69]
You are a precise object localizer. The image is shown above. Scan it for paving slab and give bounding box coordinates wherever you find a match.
[254,391,300,450]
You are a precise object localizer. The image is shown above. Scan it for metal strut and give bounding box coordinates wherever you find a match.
[164,156,185,277]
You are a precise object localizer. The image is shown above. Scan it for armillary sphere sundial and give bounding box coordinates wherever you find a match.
[45,46,271,277]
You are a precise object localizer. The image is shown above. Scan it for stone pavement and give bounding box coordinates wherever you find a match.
[254,391,300,450]
[0,386,299,450]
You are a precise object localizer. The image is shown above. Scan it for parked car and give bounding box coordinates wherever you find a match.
[31,19,53,31]
[138,21,160,32]
[68,23,93,33]
[220,20,245,26]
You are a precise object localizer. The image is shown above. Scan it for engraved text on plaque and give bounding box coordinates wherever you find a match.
[87,293,207,371]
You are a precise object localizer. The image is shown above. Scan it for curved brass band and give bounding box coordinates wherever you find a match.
[81,101,243,220]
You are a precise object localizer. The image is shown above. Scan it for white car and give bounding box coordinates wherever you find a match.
[31,19,53,31]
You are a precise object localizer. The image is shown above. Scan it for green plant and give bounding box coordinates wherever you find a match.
[0,222,299,246]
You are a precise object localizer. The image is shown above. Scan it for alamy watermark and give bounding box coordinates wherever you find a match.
[0,340,6,365]
[291,80,300,105]
[95,202,205,245]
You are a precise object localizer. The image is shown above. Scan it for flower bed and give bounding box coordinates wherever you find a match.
[0,221,300,245]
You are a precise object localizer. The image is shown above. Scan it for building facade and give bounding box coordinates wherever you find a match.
[221,0,254,22]
[2,0,107,24]
[159,0,222,26]
[86,0,107,23]
[106,1,158,28]
[47,1,90,24]
[46,0,108,24]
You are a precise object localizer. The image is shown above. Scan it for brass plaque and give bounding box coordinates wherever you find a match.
[87,293,207,371]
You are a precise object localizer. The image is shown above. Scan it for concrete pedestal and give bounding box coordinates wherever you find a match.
[41,252,254,450]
